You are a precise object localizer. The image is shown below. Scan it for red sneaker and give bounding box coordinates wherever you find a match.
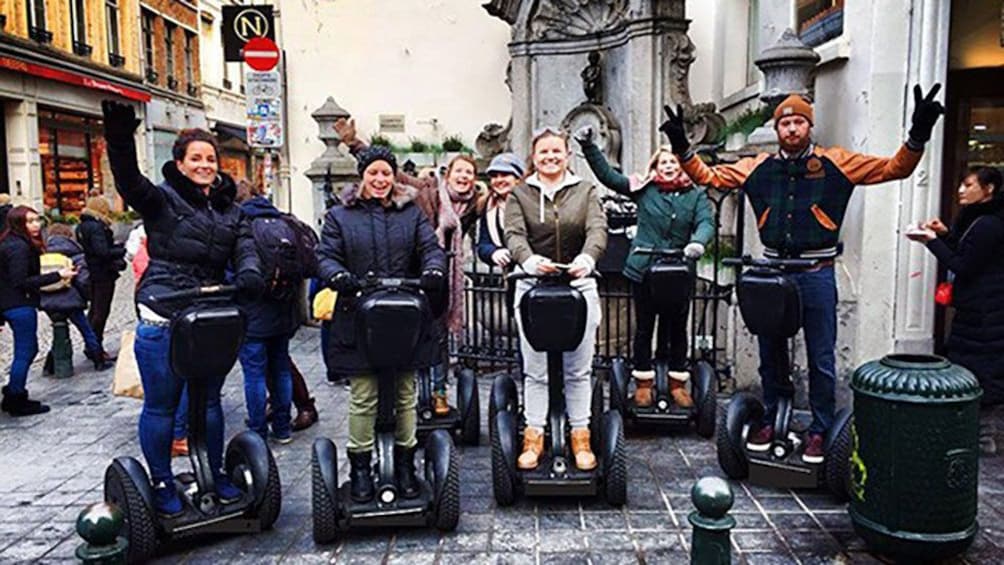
[802,433,825,464]
[746,425,773,452]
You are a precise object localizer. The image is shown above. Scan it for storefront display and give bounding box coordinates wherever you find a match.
[38,109,109,216]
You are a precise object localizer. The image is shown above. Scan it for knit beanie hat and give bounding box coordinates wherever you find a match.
[356,146,398,176]
[773,94,814,125]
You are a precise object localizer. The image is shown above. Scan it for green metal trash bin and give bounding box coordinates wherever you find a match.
[849,354,981,561]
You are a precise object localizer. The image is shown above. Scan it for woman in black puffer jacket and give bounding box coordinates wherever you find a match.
[101,101,264,517]
[76,196,125,356]
[909,166,1004,455]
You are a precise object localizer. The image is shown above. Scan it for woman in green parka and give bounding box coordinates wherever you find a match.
[575,126,714,409]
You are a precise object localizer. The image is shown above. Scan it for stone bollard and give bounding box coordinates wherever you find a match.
[50,314,74,378]
[75,502,128,564]
[688,476,736,565]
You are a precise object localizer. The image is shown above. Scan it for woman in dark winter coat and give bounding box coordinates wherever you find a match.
[318,146,446,503]
[908,166,1004,455]
[101,100,264,517]
[76,196,126,356]
[576,128,715,409]
[40,224,112,372]
[0,206,76,416]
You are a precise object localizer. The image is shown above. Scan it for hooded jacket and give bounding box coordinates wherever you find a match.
[104,133,260,318]
[0,233,62,311]
[317,182,446,373]
[240,195,304,339]
[76,213,125,283]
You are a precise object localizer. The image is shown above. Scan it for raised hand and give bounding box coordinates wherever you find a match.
[334,117,358,145]
[573,126,594,144]
[659,104,690,155]
[909,84,945,143]
[101,100,141,139]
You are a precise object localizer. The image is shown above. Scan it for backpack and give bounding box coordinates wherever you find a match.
[250,215,318,300]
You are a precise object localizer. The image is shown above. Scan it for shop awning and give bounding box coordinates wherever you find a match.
[213,122,248,143]
[0,50,150,103]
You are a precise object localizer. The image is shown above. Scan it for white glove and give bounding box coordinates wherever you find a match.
[491,248,512,267]
[568,254,595,278]
[684,242,705,259]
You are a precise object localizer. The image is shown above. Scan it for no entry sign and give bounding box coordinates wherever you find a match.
[243,37,280,71]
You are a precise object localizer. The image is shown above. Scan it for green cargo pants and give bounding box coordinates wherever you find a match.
[348,371,418,453]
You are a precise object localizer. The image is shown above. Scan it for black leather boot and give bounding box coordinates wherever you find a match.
[0,386,10,413]
[394,445,421,499]
[348,451,374,503]
[4,391,50,417]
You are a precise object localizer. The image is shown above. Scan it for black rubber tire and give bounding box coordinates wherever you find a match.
[428,435,460,531]
[104,461,158,564]
[603,411,627,507]
[716,392,762,480]
[458,369,480,446]
[490,411,517,507]
[311,443,339,544]
[225,433,281,529]
[590,379,604,453]
[694,362,717,439]
[824,413,853,502]
[489,374,518,437]
[609,358,629,414]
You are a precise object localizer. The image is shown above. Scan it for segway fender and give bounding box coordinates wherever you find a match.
[312,438,339,501]
[601,410,624,465]
[225,431,272,507]
[457,368,477,420]
[609,357,629,414]
[495,410,518,475]
[693,360,717,438]
[424,430,454,497]
[490,373,518,416]
[726,393,763,440]
[112,456,154,513]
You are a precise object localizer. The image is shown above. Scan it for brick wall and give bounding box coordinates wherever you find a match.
[141,0,200,98]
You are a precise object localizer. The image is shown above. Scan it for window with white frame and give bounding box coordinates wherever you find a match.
[142,9,156,81]
[106,0,123,64]
[165,21,176,89]
[797,0,844,47]
[26,0,50,42]
[70,0,88,53]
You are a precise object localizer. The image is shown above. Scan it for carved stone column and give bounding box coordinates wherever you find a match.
[304,97,359,223]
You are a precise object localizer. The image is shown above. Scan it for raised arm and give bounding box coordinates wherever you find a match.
[680,153,766,190]
[822,145,923,186]
[575,128,631,196]
[101,101,166,219]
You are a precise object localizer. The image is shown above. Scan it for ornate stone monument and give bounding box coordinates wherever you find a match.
[304,97,359,225]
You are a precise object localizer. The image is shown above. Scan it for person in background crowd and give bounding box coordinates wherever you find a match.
[77,196,126,362]
[318,146,446,503]
[907,166,1004,456]
[476,153,526,268]
[0,206,77,416]
[41,223,113,373]
[0,194,11,229]
[125,222,149,283]
[662,85,944,463]
[101,100,264,517]
[576,127,714,408]
[505,127,607,472]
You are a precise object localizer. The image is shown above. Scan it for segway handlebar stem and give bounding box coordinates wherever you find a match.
[633,247,685,258]
[721,255,818,270]
[152,284,238,302]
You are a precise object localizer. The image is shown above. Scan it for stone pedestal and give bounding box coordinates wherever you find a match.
[304,97,360,227]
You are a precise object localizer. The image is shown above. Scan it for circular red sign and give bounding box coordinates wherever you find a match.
[243,37,280,71]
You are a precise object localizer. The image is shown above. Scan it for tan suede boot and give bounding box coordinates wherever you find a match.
[517,426,544,470]
[433,391,450,416]
[571,428,597,470]
[669,371,694,408]
[632,370,655,407]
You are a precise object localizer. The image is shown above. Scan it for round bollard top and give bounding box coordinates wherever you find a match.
[76,502,123,546]
[850,354,981,403]
[691,477,734,518]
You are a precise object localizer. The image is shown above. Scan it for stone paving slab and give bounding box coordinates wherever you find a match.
[1,283,1003,564]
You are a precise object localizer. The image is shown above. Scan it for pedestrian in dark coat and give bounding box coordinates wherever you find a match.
[317,146,446,503]
[0,206,76,416]
[908,166,1004,454]
[0,193,11,229]
[102,100,264,517]
[76,196,125,354]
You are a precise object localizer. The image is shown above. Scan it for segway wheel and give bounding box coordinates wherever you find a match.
[716,392,763,480]
[693,361,717,439]
[823,410,854,502]
[311,438,340,544]
[589,379,604,453]
[425,430,460,531]
[601,411,627,506]
[609,357,629,414]
[225,431,281,529]
[491,410,517,506]
[104,459,158,564]
[489,373,518,436]
[457,368,480,446]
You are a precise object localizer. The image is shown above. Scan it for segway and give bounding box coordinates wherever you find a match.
[415,252,480,445]
[490,271,626,506]
[608,247,717,437]
[312,275,460,543]
[104,285,282,563]
[716,256,852,499]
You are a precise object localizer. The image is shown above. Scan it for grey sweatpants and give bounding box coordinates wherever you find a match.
[514,279,601,429]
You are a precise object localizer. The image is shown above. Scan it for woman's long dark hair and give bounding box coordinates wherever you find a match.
[0,205,46,253]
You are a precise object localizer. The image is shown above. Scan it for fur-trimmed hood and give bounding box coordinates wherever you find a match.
[338,182,420,209]
[161,161,237,212]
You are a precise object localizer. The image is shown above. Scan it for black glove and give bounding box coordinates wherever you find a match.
[658,104,690,156]
[101,100,141,140]
[236,270,266,299]
[330,271,360,294]
[420,269,446,292]
[908,84,944,144]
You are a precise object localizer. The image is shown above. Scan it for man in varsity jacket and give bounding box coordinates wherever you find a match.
[661,86,944,462]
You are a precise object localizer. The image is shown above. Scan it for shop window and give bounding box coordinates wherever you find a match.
[70,0,91,56]
[106,0,125,67]
[165,21,177,90]
[26,0,52,43]
[797,0,844,48]
[38,110,107,216]
[142,10,157,83]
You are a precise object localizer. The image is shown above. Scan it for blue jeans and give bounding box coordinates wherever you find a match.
[238,336,293,439]
[173,386,188,441]
[3,307,38,394]
[67,310,101,354]
[135,322,225,484]
[757,266,837,435]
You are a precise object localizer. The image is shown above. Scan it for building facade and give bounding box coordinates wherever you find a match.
[0,0,148,215]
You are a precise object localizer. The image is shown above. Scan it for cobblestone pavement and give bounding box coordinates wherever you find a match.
[1,282,1003,564]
